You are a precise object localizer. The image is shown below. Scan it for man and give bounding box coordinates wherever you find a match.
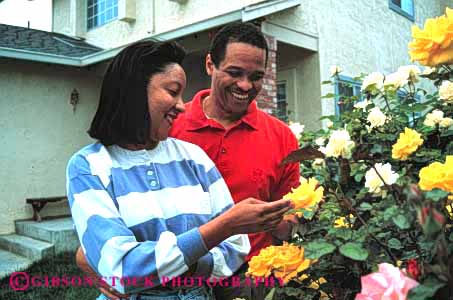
[76,22,299,300]
[169,22,300,299]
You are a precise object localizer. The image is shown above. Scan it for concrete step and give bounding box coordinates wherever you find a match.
[15,217,79,254]
[0,249,33,279]
[0,234,54,260]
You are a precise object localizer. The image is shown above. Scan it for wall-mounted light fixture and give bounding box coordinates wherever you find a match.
[70,89,79,112]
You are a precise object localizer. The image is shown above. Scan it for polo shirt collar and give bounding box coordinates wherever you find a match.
[186,89,259,131]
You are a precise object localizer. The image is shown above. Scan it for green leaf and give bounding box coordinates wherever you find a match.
[388,238,403,249]
[392,214,410,229]
[265,287,276,300]
[339,242,369,261]
[440,129,453,137]
[330,227,354,241]
[411,103,428,112]
[354,173,364,182]
[304,241,336,259]
[400,250,418,260]
[383,206,399,221]
[359,202,373,211]
[425,189,449,202]
[376,231,391,239]
[408,278,445,300]
[321,80,332,85]
[302,209,316,220]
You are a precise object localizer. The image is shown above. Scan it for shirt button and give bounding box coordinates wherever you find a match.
[147,170,154,176]
[221,148,227,154]
[150,181,157,186]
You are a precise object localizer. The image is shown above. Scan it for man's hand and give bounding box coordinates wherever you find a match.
[76,247,129,300]
[271,214,299,241]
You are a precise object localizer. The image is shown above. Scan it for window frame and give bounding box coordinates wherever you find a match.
[334,75,362,116]
[276,81,289,123]
[87,0,119,31]
[389,0,415,22]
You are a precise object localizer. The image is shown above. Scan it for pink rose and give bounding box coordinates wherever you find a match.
[355,263,419,300]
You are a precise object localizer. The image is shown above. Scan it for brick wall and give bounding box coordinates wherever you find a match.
[256,34,277,114]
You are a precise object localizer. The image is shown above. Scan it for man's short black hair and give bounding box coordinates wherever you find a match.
[88,40,186,146]
[209,22,268,68]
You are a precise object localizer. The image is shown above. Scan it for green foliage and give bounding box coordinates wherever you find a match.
[282,65,453,299]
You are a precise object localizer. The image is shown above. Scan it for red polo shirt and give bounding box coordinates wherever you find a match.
[170,89,300,260]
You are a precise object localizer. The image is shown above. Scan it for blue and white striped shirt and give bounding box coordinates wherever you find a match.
[66,138,250,294]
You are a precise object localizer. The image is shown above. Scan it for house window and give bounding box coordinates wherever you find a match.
[334,75,362,115]
[87,0,118,30]
[389,0,414,21]
[276,82,288,122]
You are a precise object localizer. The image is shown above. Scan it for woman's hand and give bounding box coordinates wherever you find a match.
[199,198,294,249]
[223,198,294,235]
[76,247,129,300]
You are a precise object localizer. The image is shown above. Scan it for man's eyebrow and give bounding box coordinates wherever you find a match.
[224,66,265,74]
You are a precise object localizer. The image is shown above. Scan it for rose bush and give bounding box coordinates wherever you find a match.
[248,7,453,300]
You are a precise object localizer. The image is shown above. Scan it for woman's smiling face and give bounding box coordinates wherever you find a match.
[147,63,186,144]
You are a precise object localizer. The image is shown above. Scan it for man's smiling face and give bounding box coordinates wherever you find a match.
[207,42,266,116]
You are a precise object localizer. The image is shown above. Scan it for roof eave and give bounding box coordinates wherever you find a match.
[1,0,302,67]
[0,47,82,66]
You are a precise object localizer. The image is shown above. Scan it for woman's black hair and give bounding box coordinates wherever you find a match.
[88,40,186,146]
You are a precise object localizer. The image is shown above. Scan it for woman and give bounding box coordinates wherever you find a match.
[67,40,292,300]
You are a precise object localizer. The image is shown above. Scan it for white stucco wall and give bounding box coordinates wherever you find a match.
[53,0,267,49]
[0,58,101,234]
[270,0,452,122]
[52,0,72,36]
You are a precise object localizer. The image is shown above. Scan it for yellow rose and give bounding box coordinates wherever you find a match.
[272,243,312,284]
[334,214,354,228]
[439,81,453,103]
[418,156,453,193]
[246,245,277,277]
[247,243,312,285]
[409,8,453,66]
[392,128,423,160]
[283,177,324,210]
[419,162,447,191]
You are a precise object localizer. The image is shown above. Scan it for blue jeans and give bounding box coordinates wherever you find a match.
[96,286,214,300]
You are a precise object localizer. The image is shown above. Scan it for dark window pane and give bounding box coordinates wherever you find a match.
[276,83,288,122]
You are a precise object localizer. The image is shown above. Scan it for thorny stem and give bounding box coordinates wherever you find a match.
[351,206,399,264]
[327,190,398,264]
[381,94,392,113]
